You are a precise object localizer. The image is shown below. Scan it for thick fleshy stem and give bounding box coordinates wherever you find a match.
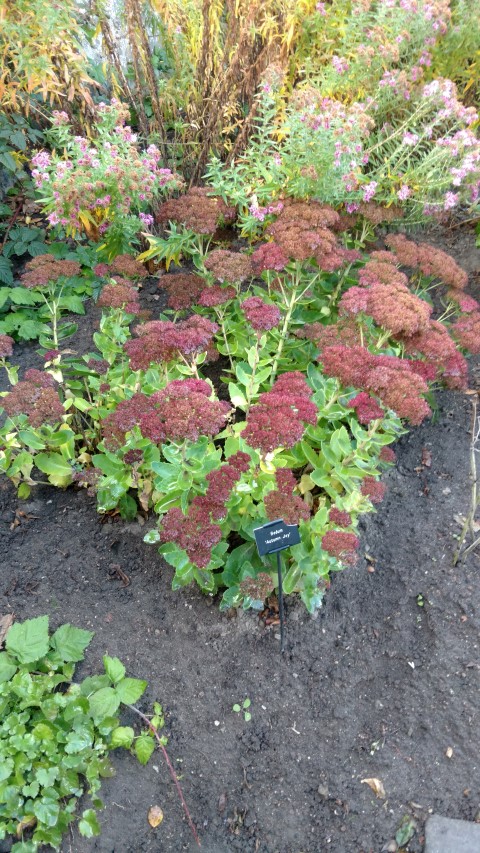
[127,704,201,847]
[270,268,313,384]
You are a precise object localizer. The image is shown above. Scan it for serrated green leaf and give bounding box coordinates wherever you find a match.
[110,726,135,748]
[0,258,14,285]
[103,656,126,684]
[33,798,60,827]
[78,809,101,838]
[88,687,121,721]
[0,651,17,683]
[6,615,49,663]
[116,677,147,705]
[8,287,42,306]
[135,733,155,765]
[50,624,93,662]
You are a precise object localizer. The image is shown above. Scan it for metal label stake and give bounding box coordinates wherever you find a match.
[253,519,300,654]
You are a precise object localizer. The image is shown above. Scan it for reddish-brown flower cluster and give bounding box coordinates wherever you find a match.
[157,273,205,311]
[379,446,396,463]
[72,467,101,496]
[361,476,386,504]
[347,392,384,424]
[204,250,252,283]
[341,275,432,338]
[297,318,362,352]
[358,203,403,225]
[239,573,275,602]
[251,242,288,273]
[321,530,359,565]
[21,256,81,288]
[94,254,148,280]
[86,358,109,375]
[198,285,236,307]
[102,379,230,448]
[328,507,352,527]
[160,451,250,567]
[0,334,14,358]
[124,316,218,370]
[266,200,351,270]
[156,187,236,235]
[2,369,64,427]
[447,291,479,313]
[264,468,310,525]
[243,372,317,453]
[451,312,480,354]
[97,279,140,314]
[241,297,281,331]
[320,345,431,424]
[138,381,231,445]
[399,320,468,389]
[357,259,408,289]
[385,234,468,289]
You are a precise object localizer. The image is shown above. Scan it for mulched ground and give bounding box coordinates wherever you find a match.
[0,224,479,853]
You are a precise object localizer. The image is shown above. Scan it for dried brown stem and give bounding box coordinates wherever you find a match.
[453,396,479,565]
[127,704,201,847]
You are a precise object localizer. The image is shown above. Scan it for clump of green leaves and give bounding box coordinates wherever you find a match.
[233,698,252,723]
[0,616,149,851]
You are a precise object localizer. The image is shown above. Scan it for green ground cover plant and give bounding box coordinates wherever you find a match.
[0,615,199,851]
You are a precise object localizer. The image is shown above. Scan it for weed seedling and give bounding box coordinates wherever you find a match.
[233,698,251,722]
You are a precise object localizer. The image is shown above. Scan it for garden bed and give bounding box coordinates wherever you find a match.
[0,226,479,853]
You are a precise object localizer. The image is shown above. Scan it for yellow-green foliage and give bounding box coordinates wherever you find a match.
[0,0,95,115]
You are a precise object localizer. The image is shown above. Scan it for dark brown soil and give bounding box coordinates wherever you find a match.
[0,226,479,853]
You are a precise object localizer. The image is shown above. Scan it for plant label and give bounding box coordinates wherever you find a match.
[253,519,300,556]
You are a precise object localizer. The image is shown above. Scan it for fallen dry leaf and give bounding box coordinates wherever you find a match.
[421,448,432,467]
[0,614,14,647]
[361,777,386,799]
[148,805,164,827]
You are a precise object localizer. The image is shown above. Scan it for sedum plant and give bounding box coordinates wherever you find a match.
[1,198,477,614]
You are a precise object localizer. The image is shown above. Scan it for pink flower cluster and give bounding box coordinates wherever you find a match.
[251,242,288,273]
[102,379,230,449]
[157,273,205,311]
[21,256,81,289]
[204,250,252,283]
[97,279,141,314]
[321,530,359,566]
[160,452,250,568]
[94,254,148,280]
[2,369,64,428]
[243,372,317,453]
[241,297,281,332]
[264,468,310,525]
[347,392,384,425]
[124,316,218,370]
[198,285,236,308]
[32,102,180,234]
[0,334,14,358]
[384,234,468,289]
[321,345,431,425]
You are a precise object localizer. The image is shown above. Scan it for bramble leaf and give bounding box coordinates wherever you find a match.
[6,615,49,663]
[50,624,93,662]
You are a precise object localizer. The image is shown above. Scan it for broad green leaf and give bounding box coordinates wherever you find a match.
[103,656,126,684]
[135,734,155,765]
[33,799,60,827]
[6,615,49,663]
[88,687,121,720]
[0,652,17,683]
[50,624,93,662]
[78,809,101,838]
[116,677,147,705]
[34,453,72,487]
[110,726,135,748]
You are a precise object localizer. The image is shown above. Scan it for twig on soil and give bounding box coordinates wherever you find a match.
[453,396,479,565]
[126,704,201,847]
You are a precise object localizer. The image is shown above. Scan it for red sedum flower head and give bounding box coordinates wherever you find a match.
[328,507,352,527]
[158,273,205,310]
[124,315,218,370]
[242,296,281,331]
[243,372,317,453]
[264,468,310,525]
[2,370,64,428]
[98,279,141,313]
[251,242,288,273]
[0,334,14,358]
[198,284,236,307]
[321,530,359,565]
[204,249,253,283]
[451,311,480,354]
[361,476,386,504]
[347,392,384,424]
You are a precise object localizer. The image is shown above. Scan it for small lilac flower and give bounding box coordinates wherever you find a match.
[397,185,411,201]
[362,181,378,202]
